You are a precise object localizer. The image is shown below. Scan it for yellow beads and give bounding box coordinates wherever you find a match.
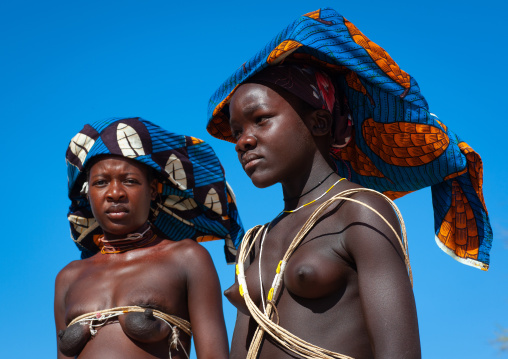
[267,288,274,301]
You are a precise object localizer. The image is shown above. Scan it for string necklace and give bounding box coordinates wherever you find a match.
[283,177,346,213]
[283,171,335,201]
[99,225,157,254]
[237,187,410,359]
[258,177,346,311]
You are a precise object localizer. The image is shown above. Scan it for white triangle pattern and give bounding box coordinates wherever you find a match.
[117,123,145,158]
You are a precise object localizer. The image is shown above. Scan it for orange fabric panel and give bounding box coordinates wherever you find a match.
[437,181,479,260]
[383,190,414,200]
[458,142,487,214]
[335,140,385,178]
[196,235,221,243]
[345,70,368,95]
[303,9,321,19]
[344,18,411,89]
[267,40,303,64]
[363,117,449,166]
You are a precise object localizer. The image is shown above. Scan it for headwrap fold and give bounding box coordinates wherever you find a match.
[206,8,492,269]
[66,117,244,262]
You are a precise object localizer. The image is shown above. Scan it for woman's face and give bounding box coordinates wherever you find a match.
[229,83,315,188]
[88,156,157,238]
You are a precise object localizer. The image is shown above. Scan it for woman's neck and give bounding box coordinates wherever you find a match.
[102,222,150,241]
[281,162,340,211]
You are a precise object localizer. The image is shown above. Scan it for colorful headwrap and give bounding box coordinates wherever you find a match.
[66,117,244,262]
[206,8,492,270]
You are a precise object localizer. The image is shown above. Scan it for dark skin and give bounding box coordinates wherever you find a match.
[54,156,229,359]
[225,83,421,358]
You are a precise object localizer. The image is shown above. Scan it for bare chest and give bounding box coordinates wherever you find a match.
[64,253,187,324]
[228,216,356,313]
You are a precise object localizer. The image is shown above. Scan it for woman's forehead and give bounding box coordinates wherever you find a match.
[231,82,299,109]
[231,83,273,103]
[89,155,147,174]
[229,84,274,119]
[230,82,309,120]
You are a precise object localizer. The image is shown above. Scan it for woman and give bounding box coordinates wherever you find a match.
[55,117,244,358]
[206,8,492,359]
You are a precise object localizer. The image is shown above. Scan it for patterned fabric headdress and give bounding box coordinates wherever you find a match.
[206,8,492,270]
[66,117,244,262]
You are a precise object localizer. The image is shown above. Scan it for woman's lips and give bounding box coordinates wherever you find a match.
[244,158,261,171]
[242,153,262,171]
[106,205,129,219]
[106,211,128,220]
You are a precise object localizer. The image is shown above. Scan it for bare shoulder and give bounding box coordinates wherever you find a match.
[54,259,89,318]
[163,238,211,259]
[330,182,404,258]
[332,181,400,227]
[159,239,215,271]
[55,259,87,289]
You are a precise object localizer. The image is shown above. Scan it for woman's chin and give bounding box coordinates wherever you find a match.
[249,175,277,189]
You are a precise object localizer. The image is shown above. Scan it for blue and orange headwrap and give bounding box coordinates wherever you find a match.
[206,8,492,270]
[66,117,244,262]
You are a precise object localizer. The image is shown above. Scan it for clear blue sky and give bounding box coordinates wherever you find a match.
[1,0,506,357]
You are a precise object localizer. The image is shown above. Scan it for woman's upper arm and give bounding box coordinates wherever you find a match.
[54,264,76,359]
[183,243,229,359]
[343,193,421,359]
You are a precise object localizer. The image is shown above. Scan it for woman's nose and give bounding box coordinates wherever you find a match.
[107,181,126,201]
[235,133,257,153]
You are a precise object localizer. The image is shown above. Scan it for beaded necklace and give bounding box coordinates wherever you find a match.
[283,177,346,213]
[98,225,157,254]
[283,171,335,201]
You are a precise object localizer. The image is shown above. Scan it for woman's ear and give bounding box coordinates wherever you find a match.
[308,109,333,137]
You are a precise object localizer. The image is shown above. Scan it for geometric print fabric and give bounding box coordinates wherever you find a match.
[67,117,244,262]
[206,8,492,269]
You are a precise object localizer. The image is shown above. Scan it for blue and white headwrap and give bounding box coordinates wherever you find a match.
[66,117,244,262]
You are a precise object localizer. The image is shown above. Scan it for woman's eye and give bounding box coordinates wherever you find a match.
[93,180,107,186]
[124,178,140,185]
[255,116,271,125]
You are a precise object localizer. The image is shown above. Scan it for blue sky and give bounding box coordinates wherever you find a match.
[1,0,506,358]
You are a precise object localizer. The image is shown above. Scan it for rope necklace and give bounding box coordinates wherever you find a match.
[68,306,191,359]
[237,188,412,359]
[99,225,157,254]
[283,171,335,201]
[283,177,346,213]
[259,177,346,312]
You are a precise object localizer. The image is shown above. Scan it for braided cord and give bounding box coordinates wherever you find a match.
[68,305,192,336]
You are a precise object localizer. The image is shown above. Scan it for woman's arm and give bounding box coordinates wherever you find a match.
[54,262,78,359]
[182,242,229,359]
[343,192,421,359]
[229,310,251,359]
